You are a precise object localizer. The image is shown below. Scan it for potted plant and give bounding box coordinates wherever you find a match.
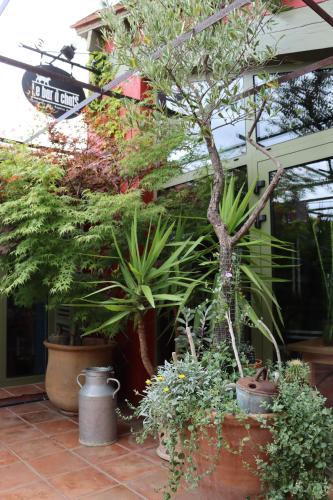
[0,141,166,413]
[127,329,333,498]
[127,304,275,499]
[257,360,333,499]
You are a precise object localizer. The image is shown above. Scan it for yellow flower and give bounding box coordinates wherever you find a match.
[178,374,186,379]
[156,375,165,382]
[145,379,152,385]
[163,387,170,393]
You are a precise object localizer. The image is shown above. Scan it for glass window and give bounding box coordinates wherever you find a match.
[271,158,333,342]
[6,300,47,377]
[255,69,333,147]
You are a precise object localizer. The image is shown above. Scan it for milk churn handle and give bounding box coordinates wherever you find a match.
[77,372,86,388]
[107,377,120,398]
[255,367,268,382]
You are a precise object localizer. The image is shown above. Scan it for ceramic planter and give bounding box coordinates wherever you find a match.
[44,341,114,414]
[189,413,274,500]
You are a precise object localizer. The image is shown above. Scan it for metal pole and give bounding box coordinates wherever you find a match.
[0,0,10,16]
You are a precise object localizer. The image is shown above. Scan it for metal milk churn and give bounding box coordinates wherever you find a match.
[77,366,120,446]
[236,367,277,414]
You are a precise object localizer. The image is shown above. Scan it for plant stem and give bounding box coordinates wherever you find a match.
[225,310,244,378]
[137,314,154,376]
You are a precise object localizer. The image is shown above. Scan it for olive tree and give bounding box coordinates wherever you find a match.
[102,0,286,334]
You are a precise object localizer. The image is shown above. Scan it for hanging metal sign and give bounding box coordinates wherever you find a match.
[22,64,86,119]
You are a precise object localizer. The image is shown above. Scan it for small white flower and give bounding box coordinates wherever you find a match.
[225,272,233,278]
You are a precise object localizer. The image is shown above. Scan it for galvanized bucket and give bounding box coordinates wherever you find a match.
[77,366,120,446]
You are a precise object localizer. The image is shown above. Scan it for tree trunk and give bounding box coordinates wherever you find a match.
[204,130,235,341]
[137,314,154,377]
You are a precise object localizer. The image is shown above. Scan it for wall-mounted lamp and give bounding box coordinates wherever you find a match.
[254,179,265,195]
[255,214,267,229]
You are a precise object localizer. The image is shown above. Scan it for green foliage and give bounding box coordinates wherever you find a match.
[257,369,333,499]
[79,213,203,333]
[0,146,160,308]
[129,345,242,497]
[198,175,292,340]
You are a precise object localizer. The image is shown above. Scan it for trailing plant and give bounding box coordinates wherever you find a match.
[129,344,243,498]
[257,361,333,499]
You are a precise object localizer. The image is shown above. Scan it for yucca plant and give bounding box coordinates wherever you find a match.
[78,214,203,376]
[200,176,292,341]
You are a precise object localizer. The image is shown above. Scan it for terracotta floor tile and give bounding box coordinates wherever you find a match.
[36,418,77,435]
[0,424,44,445]
[139,446,168,466]
[8,436,64,461]
[0,411,25,429]
[39,401,59,411]
[100,453,160,482]
[74,442,130,465]
[126,466,169,500]
[0,447,19,466]
[9,402,46,415]
[83,484,142,499]
[0,388,11,399]
[29,449,87,477]
[0,461,39,491]
[0,480,64,499]
[5,385,43,396]
[51,429,80,449]
[49,466,116,498]
[20,410,59,424]
[173,487,206,499]
[117,433,158,451]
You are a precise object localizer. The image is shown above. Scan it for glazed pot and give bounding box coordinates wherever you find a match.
[190,413,274,500]
[44,341,114,414]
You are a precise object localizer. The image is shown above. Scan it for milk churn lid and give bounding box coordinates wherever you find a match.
[85,366,115,375]
[236,367,278,396]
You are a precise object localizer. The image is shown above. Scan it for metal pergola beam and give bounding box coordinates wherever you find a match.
[302,0,333,28]
[0,0,10,17]
[0,54,128,100]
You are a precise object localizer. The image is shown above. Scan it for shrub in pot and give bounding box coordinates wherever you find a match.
[257,360,333,500]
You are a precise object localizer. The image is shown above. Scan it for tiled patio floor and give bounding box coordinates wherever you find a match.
[0,399,201,499]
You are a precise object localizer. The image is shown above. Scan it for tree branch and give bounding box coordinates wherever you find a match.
[230,102,286,246]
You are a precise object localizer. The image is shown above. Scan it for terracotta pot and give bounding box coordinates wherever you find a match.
[191,413,274,500]
[44,341,114,414]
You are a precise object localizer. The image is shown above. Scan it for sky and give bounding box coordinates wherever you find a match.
[0,0,103,144]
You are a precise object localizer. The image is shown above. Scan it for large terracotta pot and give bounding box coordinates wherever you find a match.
[191,413,273,500]
[44,341,114,414]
